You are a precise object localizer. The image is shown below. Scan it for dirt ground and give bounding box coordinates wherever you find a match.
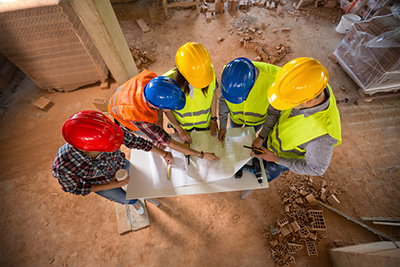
[0,1,400,266]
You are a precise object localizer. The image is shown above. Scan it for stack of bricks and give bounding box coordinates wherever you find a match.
[266,172,339,266]
[228,0,238,11]
[215,0,224,13]
[238,0,248,9]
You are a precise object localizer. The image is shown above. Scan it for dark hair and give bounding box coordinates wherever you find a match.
[174,68,209,97]
[316,86,328,99]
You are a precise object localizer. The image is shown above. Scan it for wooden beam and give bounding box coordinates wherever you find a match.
[360,217,400,222]
[372,222,400,227]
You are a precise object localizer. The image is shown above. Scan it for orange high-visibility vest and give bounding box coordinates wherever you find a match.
[108,70,158,131]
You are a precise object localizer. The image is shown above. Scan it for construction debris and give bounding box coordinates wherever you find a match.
[129,45,156,72]
[33,96,54,112]
[228,0,238,11]
[265,173,345,266]
[92,97,108,112]
[100,79,110,90]
[136,18,150,32]
[206,12,212,22]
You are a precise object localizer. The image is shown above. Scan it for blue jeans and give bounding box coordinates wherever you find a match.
[228,118,263,134]
[264,161,290,182]
[95,160,138,205]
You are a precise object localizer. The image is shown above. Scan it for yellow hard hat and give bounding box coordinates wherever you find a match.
[268,57,329,110]
[175,42,213,89]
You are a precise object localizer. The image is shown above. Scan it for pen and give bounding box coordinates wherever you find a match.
[167,164,171,181]
[243,145,265,154]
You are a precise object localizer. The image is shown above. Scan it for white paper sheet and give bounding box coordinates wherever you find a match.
[148,131,253,189]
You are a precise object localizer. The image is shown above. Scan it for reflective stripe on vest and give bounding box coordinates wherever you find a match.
[107,70,158,131]
[227,62,280,126]
[267,85,342,159]
[162,67,215,130]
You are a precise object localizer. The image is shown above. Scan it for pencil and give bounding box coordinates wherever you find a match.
[243,145,265,154]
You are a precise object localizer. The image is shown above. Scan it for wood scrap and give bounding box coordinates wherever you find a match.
[136,19,150,32]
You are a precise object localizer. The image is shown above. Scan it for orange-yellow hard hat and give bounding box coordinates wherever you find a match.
[175,42,213,89]
[268,57,329,110]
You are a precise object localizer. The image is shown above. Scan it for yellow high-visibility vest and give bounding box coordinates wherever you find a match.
[163,67,216,130]
[267,85,342,159]
[226,62,280,126]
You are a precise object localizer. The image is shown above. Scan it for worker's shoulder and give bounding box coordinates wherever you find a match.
[54,143,84,166]
[253,61,281,75]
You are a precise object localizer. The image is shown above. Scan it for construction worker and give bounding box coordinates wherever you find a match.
[162,42,218,144]
[218,57,280,141]
[251,57,342,181]
[52,110,172,214]
[108,70,219,161]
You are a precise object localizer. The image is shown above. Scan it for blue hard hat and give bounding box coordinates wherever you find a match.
[221,58,256,104]
[144,76,186,110]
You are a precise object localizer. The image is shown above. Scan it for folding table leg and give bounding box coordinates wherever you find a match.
[240,190,253,200]
[145,198,160,207]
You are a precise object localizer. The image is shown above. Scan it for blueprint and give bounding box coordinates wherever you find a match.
[149,131,253,189]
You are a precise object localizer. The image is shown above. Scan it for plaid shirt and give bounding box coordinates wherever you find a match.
[133,121,171,146]
[52,129,153,196]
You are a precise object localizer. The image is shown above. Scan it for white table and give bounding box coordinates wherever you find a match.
[126,127,268,201]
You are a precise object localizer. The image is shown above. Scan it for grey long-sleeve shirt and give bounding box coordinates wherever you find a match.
[218,93,230,129]
[259,88,339,176]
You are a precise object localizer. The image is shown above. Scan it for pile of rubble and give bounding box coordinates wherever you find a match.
[244,41,291,64]
[265,172,344,266]
[229,15,291,64]
[128,45,157,73]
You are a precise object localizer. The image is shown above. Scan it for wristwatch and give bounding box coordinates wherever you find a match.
[211,116,218,121]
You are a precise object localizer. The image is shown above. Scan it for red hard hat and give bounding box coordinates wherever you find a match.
[62,110,124,152]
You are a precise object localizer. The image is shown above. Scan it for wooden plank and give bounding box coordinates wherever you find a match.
[136,19,150,32]
[115,199,150,235]
[115,203,132,235]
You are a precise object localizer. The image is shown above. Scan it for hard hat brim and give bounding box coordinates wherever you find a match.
[267,83,298,110]
[188,75,213,89]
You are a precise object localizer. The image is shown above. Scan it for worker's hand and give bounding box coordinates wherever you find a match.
[163,151,173,164]
[210,120,218,137]
[252,137,264,150]
[203,152,220,161]
[110,176,130,189]
[177,127,192,144]
[252,147,279,162]
[218,129,227,141]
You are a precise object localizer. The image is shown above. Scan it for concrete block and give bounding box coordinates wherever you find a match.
[306,240,318,256]
[308,210,327,231]
[305,194,318,206]
[92,97,108,112]
[33,96,54,112]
